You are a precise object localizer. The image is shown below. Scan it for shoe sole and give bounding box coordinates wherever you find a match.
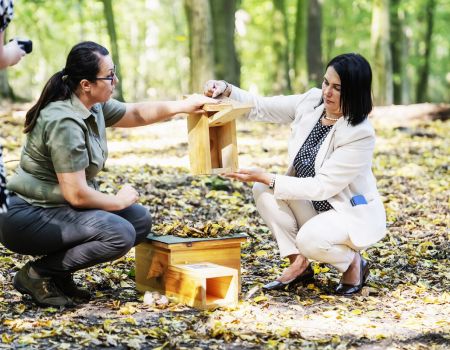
[263,275,315,291]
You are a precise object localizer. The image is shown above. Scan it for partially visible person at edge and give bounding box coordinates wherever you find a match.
[0,0,26,214]
[0,41,217,307]
[204,53,386,296]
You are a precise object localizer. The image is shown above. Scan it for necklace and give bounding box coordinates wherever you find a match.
[322,110,341,122]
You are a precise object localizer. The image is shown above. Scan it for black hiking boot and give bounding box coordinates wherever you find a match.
[13,262,74,307]
[53,274,91,303]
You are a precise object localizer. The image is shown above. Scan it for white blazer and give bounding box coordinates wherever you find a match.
[230,87,386,249]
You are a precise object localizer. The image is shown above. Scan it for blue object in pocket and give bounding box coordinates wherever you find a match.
[350,194,367,206]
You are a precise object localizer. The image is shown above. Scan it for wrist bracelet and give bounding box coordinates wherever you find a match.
[222,80,231,96]
[268,176,276,190]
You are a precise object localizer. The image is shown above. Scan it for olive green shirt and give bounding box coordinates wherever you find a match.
[7,94,126,207]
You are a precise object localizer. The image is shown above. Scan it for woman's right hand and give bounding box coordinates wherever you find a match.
[204,80,231,98]
[115,184,139,209]
[0,37,26,68]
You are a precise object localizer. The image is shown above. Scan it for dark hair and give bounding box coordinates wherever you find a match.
[24,41,109,133]
[320,53,372,126]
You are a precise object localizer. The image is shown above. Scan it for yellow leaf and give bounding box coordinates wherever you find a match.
[103,319,116,332]
[331,335,341,343]
[374,333,387,340]
[14,304,26,314]
[256,250,268,257]
[312,264,321,274]
[153,341,169,350]
[423,296,438,304]
[351,309,363,315]
[118,303,137,315]
[124,317,137,325]
[1,333,14,344]
[253,295,268,303]
[277,327,291,337]
[267,339,279,347]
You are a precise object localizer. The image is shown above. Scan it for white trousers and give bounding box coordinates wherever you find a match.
[253,183,359,272]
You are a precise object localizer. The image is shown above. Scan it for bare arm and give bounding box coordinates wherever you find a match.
[113,93,217,128]
[57,171,138,211]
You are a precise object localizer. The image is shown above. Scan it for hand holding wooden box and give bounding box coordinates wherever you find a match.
[187,98,253,175]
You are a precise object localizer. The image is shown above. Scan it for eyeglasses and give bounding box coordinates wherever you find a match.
[94,65,117,85]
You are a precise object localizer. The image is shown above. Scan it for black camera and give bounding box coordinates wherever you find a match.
[9,38,33,54]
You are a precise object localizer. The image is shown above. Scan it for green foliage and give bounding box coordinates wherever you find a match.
[3,0,450,102]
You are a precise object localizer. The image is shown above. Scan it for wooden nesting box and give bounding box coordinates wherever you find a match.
[187,98,253,175]
[165,263,238,309]
[135,234,247,309]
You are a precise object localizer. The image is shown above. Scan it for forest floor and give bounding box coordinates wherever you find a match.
[0,104,448,349]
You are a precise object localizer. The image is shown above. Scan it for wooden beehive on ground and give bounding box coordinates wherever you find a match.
[135,234,247,309]
[164,263,238,309]
[187,98,253,175]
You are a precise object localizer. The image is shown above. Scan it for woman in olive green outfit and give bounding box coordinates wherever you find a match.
[0,41,216,307]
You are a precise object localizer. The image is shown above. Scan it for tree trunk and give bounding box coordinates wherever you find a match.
[210,0,240,86]
[293,0,308,91]
[271,0,291,94]
[0,70,14,100]
[185,0,215,93]
[101,0,124,101]
[170,1,185,94]
[77,0,86,41]
[401,18,410,104]
[416,0,436,103]
[370,103,450,125]
[323,2,337,68]
[390,0,403,104]
[307,0,323,87]
[371,0,393,106]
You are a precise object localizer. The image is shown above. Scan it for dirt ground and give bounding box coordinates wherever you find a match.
[0,108,448,349]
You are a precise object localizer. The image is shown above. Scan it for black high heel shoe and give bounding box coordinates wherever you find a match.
[335,256,370,296]
[262,264,314,291]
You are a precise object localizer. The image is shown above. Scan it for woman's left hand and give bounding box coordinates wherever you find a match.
[224,167,273,185]
[181,93,218,114]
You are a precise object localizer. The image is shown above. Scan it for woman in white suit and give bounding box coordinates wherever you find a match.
[204,53,386,295]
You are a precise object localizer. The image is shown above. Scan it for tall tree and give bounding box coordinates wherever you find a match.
[371,0,393,105]
[416,0,436,102]
[77,0,86,41]
[101,0,124,101]
[185,0,215,93]
[272,0,291,94]
[390,0,403,104]
[0,70,14,100]
[210,0,240,86]
[292,0,308,91]
[170,1,186,94]
[307,0,323,87]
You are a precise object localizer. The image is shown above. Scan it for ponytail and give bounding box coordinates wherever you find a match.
[23,71,72,133]
[23,41,109,133]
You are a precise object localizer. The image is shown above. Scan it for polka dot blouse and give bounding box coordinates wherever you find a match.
[293,118,334,212]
